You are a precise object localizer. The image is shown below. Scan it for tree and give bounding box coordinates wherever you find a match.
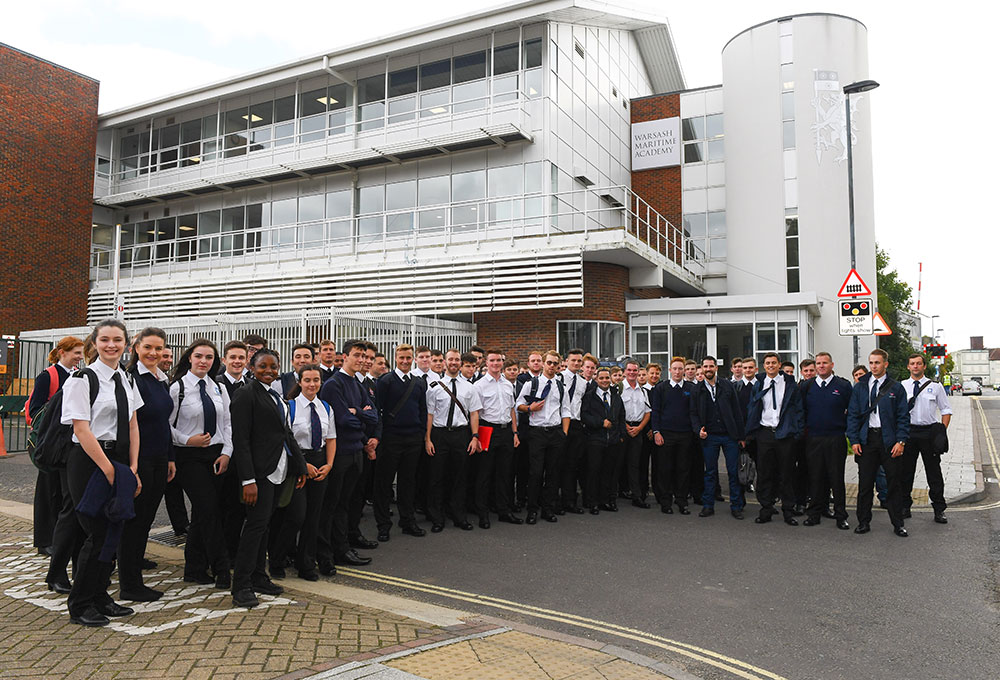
[875,245,916,381]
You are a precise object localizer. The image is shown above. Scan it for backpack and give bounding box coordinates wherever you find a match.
[24,365,61,425]
[28,368,100,473]
[528,375,565,405]
[288,398,332,423]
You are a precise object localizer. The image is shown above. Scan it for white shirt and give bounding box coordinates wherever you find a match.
[517,374,572,427]
[427,373,483,427]
[620,380,651,423]
[290,393,337,451]
[868,375,885,428]
[136,362,169,383]
[560,369,587,421]
[814,375,833,388]
[169,371,233,457]
[62,360,144,443]
[760,375,785,428]
[705,379,718,402]
[222,371,245,386]
[394,367,411,381]
[475,372,516,425]
[901,377,952,426]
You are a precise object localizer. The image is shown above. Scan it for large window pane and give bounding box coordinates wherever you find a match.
[558,321,598,357]
[707,211,726,237]
[706,113,724,138]
[523,38,542,68]
[778,323,798,351]
[494,43,519,75]
[684,142,704,163]
[274,95,295,122]
[326,190,351,218]
[716,324,754,378]
[682,117,704,141]
[488,165,523,197]
[358,74,386,104]
[452,80,487,112]
[300,113,325,142]
[600,323,624,359]
[650,327,669,353]
[159,124,179,149]
[418,175,449,206]
[756,325,776,350]
[672,326,707,362]
[683,213,707,238]
[785,236,799,267]
[386,180,416,211]
[453,169,485,202]
[787,268,800,293]
[300,88,327,117]
[781,92,795,121]
[358,185,384,214]
[328,84,350,110]
[388,96,416,125]
[359,102,385,130]
[453,51,486,83]
[783,120,796,149]
[634,327,649,354]
[707,139,725,161]
[249,101,273,127]
[224,108,247,134]
[420,60,451,90]
[389,67,418,97]
[420,89,449,117]
[271,198,296,225]
[299,194,325,222]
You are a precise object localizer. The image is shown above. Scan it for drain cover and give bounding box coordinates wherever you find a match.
[148,527,186,547]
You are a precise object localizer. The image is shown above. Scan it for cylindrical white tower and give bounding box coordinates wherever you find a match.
[722,13,877,365]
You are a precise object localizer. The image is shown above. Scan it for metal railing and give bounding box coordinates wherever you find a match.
[90,185,704,285]
[0,338,57,453]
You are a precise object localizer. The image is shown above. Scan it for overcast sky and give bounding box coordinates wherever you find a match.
[5,0,996,351]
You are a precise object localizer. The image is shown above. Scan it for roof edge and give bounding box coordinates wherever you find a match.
[722,13,866,52]
[0,41,99,83]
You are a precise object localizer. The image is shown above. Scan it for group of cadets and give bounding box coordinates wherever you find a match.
[28,321,952,626]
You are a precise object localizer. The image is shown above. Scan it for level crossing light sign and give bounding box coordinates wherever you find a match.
[837,268,872,297]
[839,298,873,336]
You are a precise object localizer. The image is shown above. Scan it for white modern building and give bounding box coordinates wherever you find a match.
[954,349,990,384]
[67,2,881,372]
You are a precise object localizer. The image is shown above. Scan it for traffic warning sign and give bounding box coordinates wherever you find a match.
[872,312,892,336]
[837,269,872,297]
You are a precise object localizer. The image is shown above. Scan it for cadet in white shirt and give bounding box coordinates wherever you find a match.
[620,359,652,509]
[425,350,482,532]
[168,340,233,587]
[558,349,588,514]
[474,350,521,527]
[516,350,572,524]
[900,353,952,523]
[60,319,143,627]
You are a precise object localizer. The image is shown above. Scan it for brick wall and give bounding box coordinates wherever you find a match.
[0,44,98,336]
[630,93,684,264]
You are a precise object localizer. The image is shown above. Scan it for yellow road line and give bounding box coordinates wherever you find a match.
[338,567,787,680]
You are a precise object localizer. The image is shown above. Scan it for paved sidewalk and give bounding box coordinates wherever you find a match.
[0,505,677,680]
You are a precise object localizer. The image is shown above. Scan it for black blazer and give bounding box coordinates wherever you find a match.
[580,387,625,446]
[745,372,804,439]
[215,374,246,400]
[279,371,298,400]
[230,379,306,484]
[689,379,745,441]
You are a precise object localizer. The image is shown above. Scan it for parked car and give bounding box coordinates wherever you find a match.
[962,380,982,396]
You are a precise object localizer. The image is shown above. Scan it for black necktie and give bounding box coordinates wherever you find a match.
[112,373,129,458]
[539,380,552,401]
[569,374,577,400]
[674,383,682,391]
[446,378,457,427]
[269,388,285,421]
[870,380,879,411]
[770,380,777,409]
[603,390,610,412]
[199,378,217,437]
[821,380,827,389]
[234,379,244,390]
[404,374,411,383]
[309,402,323,451]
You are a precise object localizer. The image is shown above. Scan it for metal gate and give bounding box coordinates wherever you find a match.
[1,338,59,454]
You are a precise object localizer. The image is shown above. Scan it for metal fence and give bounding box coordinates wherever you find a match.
[1,338,58,453]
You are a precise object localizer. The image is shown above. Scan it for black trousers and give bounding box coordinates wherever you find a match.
[232,477,277,592]
[317,449,363,564]
[514,426,530,507]
[792,437,810,506]
[754,429,796,520]
[856,429,905,528]
[65,445,123,617]
[175,445,229,578]
[488,425,516,515]
[348,451,374,541]
[220,470,245,562]
[33,469,63,549]
[271,450,328,573]
[560,422,585,509]
[601,441,623,504]
[805,435,848,522]
[163,476,189,533]
[375,432,423,532]
[45,468,83,585]
[584,439,610,508]
[428,427,471,525]
[527,426,565,513]
[415,441,430,513]
[655,431,692,508]
[624,430,647,500]
[688,434,705,500]
[118,456,168,591]
[900,426,946,513]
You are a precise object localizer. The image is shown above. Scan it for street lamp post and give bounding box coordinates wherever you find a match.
[843,79,880,368]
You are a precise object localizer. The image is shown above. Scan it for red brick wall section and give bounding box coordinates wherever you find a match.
[0,45,98,336]
[630,94,684,264]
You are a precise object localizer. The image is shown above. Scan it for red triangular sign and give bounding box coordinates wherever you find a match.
[872,312,892,336]
[837,268,872,297]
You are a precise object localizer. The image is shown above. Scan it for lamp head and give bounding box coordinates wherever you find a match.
[844,80,880,95]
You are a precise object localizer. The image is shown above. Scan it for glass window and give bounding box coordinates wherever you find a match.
[785,237,799,267]
[558,321,598,357]
[177,213,198,238]
[180,120,200,143]
[420,60,451,90]
[300,88,327,117]
[219,207,243,233]
[453,80,487,112]
[299,113,325,142]
[785,214,799,236]
[787,268,800,293]
[756,325,776,350]
[684,142,704,163]
[453,169,486,202]
[707,211,726,237]
[275,96,295,122]
[783,120,796,149]
[650,327,669,353]
[135,220,155,244]
[271,198,296,225]
[299,194,325,222]
[524,69,542,98]
[386,180,417,211]
[778,323,798,351]
[420,89,450,117]
[389,67,418,97]
[453,51,487,84]
[249,101,272,127]
[710,238,727,259]
[601,323,624,359]
[524,161,544,192]
[358,185,384,214]
[707,139,724,161]
[154,217,175,242]
[224,108,247,134]
[488,165,523,197]
[388,96,416,124]
[494,43,519,75]
[682,117,705,141]
[781,92,795,121]
[91,224,114,247]
[159,124,179,149]
[781,63,794,91]
[683,213,706,238]
[201,114,218,139]
[245,205,264,229]
[326,190,351,218]
[706,114,724,138]
[716,324,754,378]
[328,110,349,136]
[634,327,649,353]
[359,102,385,130]
[358,74,386,105]
[672,326,707,363]
[328,84,350,110]
[493,73,518,102]
[120,134,140,157]
[418,175,449,206]
[523,38,542,69]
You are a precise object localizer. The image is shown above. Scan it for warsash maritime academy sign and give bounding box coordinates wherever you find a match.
[631,117,681,171]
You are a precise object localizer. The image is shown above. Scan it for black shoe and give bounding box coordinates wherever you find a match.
[784,517,799,526]
[541,511,558,523]
[120,585,163,602]
[212,570,229,590]
[318,563,337,577]
[47,580,72,595]
[661,505,673,514]
[564,506,585,515]
[803,517,820,526]
[497,514,523,525]
[270,565,286,579]
[837,520,850,530]
[173,525,189,537]
[350,535,379,550]
[402,525,427,537]
[232,588,259,608]
[619,490,632,500]
[698,507,714,517]
[878,500,888,509]
[822,509,837,520]
[183,572,214,585]
[455,521,474,531]
[600,503,616,512]
[479,518,491,529]
[70,607,110,627]
[632,499,651,509]
[431,524,445,533]
[894,526,909,537]
[754,515,771,524]
[677,506,691,515]
[140,558,157,570]
[554,508,566,516]
[589,506,600,515]
[336,550,372,566]
[96,601,134,617]
[37,546,54,556]
[731,510,744,520]
[377,530,391,542]
[901,510,912,519]
[854,522,871,534]
[525,512,538,525]
[252,579,284,596]
[298,571,319,582]
[934,513,948,524]
[715,493,726,502]
[792,505,805,517]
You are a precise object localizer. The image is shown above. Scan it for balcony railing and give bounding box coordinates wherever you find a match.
[90,185,704,287]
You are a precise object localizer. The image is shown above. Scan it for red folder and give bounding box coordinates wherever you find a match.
[478,425,494,451]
